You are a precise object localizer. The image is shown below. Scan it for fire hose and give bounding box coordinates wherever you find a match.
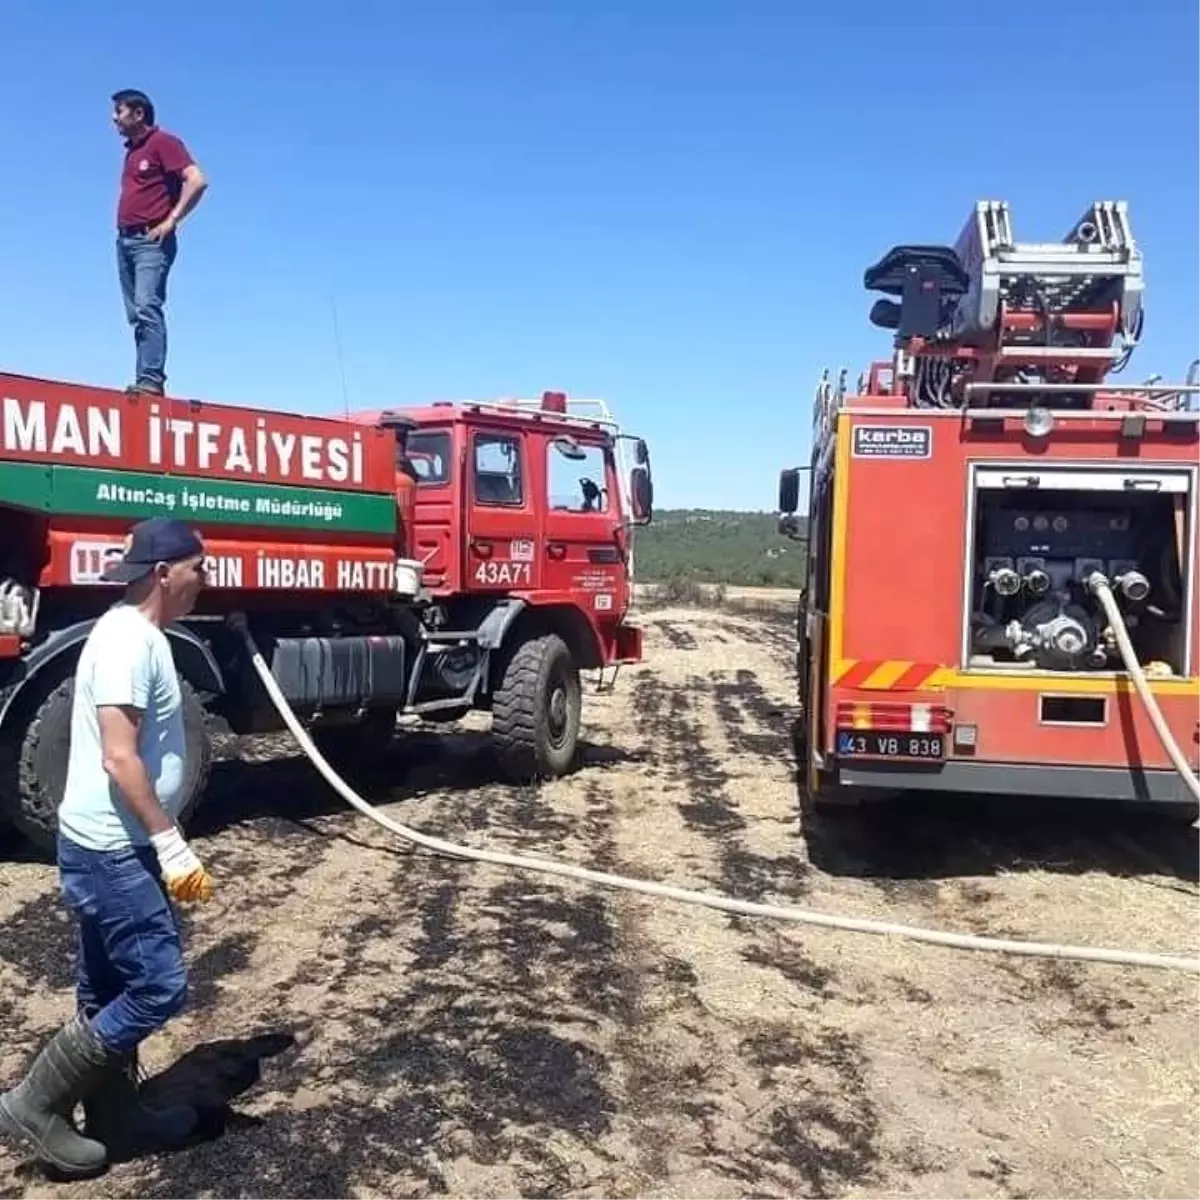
[1087,573,1200,818]
[234,620,1200,976]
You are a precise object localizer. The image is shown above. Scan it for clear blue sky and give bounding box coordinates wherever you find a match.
[2,0,1196,510]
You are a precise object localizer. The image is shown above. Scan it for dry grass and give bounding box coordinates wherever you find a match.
[634,579,801,616]
[0,604,1197,1199]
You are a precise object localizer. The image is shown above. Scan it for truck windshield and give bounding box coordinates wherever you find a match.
[405,431,451,484]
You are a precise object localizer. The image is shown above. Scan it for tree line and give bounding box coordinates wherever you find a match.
[631,509,808,588]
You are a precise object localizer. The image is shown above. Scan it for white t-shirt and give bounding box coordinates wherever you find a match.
[58,603,188,851]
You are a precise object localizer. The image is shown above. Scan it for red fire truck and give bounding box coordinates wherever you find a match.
[779,200,1200,817]
[0,374,652,852]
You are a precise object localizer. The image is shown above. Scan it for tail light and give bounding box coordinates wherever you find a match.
[834,700,952,734]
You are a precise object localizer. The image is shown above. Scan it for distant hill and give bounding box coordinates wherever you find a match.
[632,509,808,588]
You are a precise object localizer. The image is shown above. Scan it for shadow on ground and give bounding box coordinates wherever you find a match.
[186,731,643,840]
[791,719,1199,886]
[134,1032,296,1153]
[8,1032,295,1187]
[0,732,644,865]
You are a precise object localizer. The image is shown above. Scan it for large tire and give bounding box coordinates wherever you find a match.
[3,675,213,856]
[492,633,582,782]
[802,780,866,817]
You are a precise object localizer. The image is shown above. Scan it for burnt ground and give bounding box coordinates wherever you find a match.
[0,600,1196,1199]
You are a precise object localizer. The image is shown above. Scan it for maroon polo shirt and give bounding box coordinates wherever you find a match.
[117,126,195,229]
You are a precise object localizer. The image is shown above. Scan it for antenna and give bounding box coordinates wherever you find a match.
[330,296,350,417]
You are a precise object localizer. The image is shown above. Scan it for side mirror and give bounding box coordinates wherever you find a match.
[630,465,653,525]
[778,468,801,515]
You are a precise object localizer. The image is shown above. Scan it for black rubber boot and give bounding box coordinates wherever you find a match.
[82,1047,197,1156]
[0,1013,113,1177]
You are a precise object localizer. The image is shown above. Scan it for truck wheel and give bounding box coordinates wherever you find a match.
[801,774,867,821]
[4,675,212,857]
[492,633,582,781]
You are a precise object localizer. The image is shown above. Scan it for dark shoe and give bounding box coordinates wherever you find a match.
[82,1047,197,1157]
[0,1013,112,1177]
[124,381,164,396]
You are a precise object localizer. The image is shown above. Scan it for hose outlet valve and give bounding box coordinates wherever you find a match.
[989,566,1021,597]
[1024,568,1051,596]
[1116,571,1151,603]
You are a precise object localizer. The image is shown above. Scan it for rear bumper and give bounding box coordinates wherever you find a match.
[838,759,1198,807]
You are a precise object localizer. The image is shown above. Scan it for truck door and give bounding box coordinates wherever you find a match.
[804,463,836,790]
[541,433,626,612]
[464,426,541,592]
[406,427,458,592]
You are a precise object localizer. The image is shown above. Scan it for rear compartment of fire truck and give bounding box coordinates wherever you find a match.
[952,452,1198,798]
[967,462,1191,683]
[821,200,1200,813]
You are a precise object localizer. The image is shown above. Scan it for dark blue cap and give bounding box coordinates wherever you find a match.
[101,517,205,583]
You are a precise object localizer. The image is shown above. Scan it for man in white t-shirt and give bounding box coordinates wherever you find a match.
[0,517,213,1176]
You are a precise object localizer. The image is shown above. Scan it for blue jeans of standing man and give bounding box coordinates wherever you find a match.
[116,229,177,392]
[57,834,189,1055]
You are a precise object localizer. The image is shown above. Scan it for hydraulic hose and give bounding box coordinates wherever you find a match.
[234,622,1200,976]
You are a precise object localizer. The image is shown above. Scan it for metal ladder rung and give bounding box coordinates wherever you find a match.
[998,346,1117,359]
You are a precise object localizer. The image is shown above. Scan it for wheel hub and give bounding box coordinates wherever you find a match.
[548,683,569,743]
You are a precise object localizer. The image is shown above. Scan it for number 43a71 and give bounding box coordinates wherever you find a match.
[474,560,532,586]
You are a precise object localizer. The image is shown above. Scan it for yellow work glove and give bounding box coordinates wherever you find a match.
[149,826,214,903]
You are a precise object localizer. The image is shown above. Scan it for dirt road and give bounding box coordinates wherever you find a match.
[1,604,1197,1198]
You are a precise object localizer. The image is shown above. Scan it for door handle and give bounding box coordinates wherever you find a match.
[546,542,566,560]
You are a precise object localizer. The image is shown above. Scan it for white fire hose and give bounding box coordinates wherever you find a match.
[1087,573,1200,818]
[235,622,1200,976]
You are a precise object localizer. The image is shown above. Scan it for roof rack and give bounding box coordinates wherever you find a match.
[455,392,622,435]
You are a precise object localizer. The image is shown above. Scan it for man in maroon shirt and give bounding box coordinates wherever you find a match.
[112,90,208,395]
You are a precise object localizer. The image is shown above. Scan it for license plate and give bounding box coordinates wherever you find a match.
[835,729,945,761]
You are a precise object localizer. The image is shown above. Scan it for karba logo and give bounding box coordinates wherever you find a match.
[857,428,927,445]
[852,425,932,458]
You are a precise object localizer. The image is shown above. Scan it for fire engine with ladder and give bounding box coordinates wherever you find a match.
[779,200,1200,817]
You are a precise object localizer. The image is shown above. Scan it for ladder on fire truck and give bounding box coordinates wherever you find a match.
[946,199,1145,353]
[796,196,1200,572]
[821,198,1200,416]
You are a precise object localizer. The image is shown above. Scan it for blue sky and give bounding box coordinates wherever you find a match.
[2,0,1196,510]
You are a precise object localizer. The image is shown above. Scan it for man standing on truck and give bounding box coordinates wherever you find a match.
[112,89,208,396]
[0,518,213,1177]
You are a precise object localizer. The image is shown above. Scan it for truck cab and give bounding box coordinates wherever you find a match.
[355,391,652,666]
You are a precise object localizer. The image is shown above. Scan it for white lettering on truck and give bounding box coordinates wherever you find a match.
[2,397,121,459]
[337,559,395,590]
[145,404,365,484]
[256,556,327,590]
[3,395,366,484]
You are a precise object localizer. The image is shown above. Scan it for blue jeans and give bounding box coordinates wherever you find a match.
[57,834,189,1055]
[116,230,177,390]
